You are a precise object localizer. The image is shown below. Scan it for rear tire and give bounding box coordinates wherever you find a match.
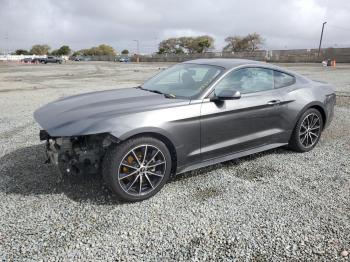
[289,108,323,152]
[102,136,172,202]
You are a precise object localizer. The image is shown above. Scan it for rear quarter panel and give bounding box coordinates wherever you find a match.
[282,80,335,131]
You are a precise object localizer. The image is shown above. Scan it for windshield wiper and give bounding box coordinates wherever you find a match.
[137,87,176,99]
[149,90,176,99]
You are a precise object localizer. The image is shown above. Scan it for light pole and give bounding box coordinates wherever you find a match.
[133,40,140,62]
[318,21,327,58]
[133,40,140,54]
[4,33,9,55]
[154,37,159,54]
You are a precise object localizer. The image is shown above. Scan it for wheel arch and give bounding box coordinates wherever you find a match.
[309,105,326,129]
[110,130,178,175]
[293,102,327,130]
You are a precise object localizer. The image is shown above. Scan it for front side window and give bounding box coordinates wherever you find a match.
[141,64,223,98]
[214,67,274,94]
[274,70,295,88]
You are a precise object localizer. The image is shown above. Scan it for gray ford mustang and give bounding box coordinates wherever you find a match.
[34,59,336,201]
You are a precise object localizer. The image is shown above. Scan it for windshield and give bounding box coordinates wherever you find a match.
[141,63,223,98]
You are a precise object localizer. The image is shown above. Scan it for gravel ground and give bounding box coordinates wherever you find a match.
[0,62,349,261]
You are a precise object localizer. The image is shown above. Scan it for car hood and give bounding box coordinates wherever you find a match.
[34,87,189,137]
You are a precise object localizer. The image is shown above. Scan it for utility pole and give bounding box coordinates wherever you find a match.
[133,39,140,62]
[318,21,327,58]
[133,39,140,54]
[154,37,159,54]
[4,33,9,55]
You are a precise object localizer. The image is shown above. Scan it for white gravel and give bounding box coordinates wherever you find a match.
[0,62,349,261]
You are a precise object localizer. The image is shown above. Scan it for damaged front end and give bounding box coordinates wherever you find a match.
[40,130,118,175]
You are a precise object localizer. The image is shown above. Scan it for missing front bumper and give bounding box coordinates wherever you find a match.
[41,134,114,175]
[39,130,52,141]
[45,140,59,165]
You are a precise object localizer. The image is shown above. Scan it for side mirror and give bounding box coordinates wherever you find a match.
[211,89,241,101]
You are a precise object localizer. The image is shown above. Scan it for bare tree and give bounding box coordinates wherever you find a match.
[246,33,264,52]
[223,33,263,52]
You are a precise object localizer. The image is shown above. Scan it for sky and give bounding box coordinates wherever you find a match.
[0,0,350,54]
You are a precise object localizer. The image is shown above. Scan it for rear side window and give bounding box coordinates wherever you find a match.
[215,67,274,94]
[274,71,295,88]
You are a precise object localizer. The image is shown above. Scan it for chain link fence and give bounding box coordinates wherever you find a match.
[138,48,350,63]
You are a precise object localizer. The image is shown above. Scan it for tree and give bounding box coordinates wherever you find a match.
[50,49,59,56]
[58,45,71,55]
[79,48,96,56]
[245,33,263,52]
[187,35,214,53]
[223,36,249,52]
[72,51,82,57]
[51,45,71,56]
[158,38,179,54]
[223,33,263,52]
[157,36,214,54]
[79,44,116,56]
[175,48,184,54]
[97,44,116,55]
[121,49,129,55]
[30,44,50,55]
[15,49,30,55]
[178,37,193,53]
[158,47,166,54]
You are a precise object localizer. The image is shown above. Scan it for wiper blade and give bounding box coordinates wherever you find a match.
[148,89,163,94]
[164,93,176,99]
[145,89,176,99]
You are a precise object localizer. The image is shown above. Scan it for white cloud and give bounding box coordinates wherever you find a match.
[0,0,349,53]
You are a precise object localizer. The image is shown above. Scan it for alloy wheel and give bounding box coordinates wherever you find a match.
[299,113,321,148]
[117,145,167,196]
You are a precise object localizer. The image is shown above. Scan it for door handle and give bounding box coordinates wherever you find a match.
[267,100,281,105]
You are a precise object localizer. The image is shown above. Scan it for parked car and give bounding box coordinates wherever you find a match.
[34,59,336,201]
[21,57,33,63]
[118,57,130,62]
[31,57,42,63]
[45,56,63,64]
[33,56,63,64]
[70,56,82,61]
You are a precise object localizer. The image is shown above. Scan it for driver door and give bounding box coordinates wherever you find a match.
[200,67,287,161]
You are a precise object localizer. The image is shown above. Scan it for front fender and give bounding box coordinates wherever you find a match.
[110,126,179,146]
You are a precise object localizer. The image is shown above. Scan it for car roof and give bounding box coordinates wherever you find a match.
[183,58,266,69]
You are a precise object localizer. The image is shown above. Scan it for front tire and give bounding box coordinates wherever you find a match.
[289,108,323,152]
[102,137,172,202]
